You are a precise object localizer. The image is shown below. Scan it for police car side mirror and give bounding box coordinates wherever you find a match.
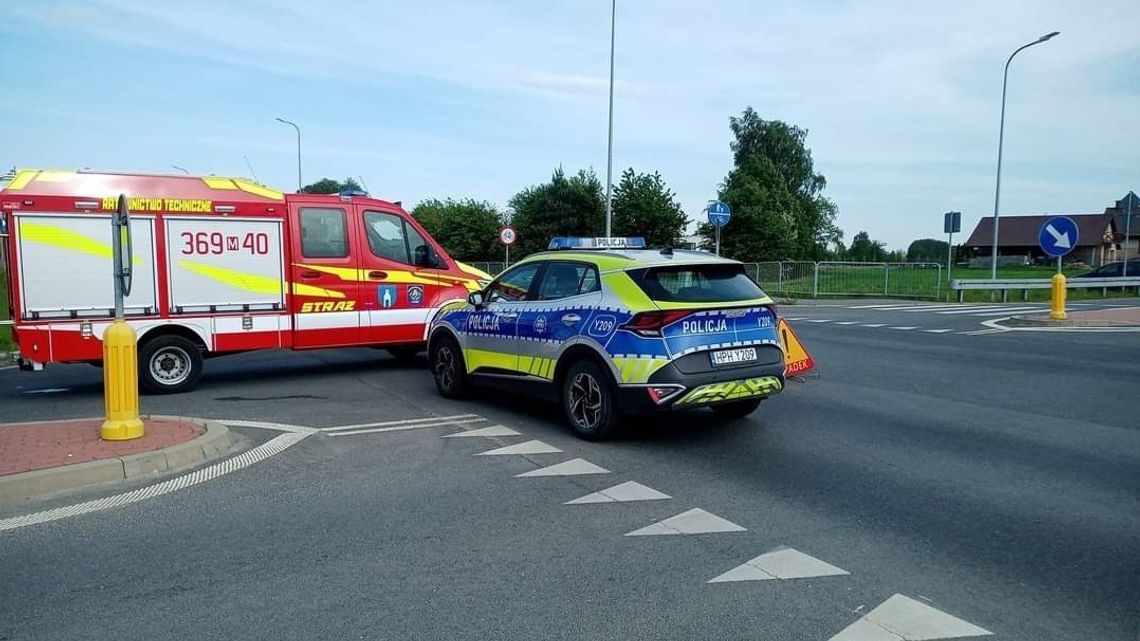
[467,291,485,307]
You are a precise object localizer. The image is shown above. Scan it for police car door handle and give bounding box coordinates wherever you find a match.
[562,313,581,324]
[498,311,518,319]
[367,271,388,280]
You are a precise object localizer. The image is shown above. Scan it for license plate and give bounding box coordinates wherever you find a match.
[710,347,758,366]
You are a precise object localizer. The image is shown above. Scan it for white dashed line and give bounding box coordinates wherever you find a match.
[625,508,746,536]
[807,319,832,323]
[564,481,672,504]
[937,306,1040,315]
[860,323,888,328]
[477,440,563,456]
[515,458,609,477]
[888,326,919,330]
[829,594,993,640]
[833,321,859,325]
[708,548,850,583]
[923,329,954,334]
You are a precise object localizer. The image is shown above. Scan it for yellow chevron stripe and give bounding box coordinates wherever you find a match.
[179,260,344,299]
[203,177,238,190]
[233,178,284,201]
[6,170,36,190]
[19,221,143,264]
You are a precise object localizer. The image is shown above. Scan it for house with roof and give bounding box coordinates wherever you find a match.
[962,210,1119,267]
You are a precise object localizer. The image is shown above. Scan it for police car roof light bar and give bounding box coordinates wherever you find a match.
[547,236,647,250]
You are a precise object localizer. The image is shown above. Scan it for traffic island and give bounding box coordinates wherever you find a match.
[1003,306,1140,328]
[0,416,233,505]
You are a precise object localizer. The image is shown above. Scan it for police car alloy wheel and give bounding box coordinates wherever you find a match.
[431,336,468,398]
[562,360,618,439]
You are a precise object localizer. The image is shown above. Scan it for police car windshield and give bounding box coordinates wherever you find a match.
[629,264,765,303]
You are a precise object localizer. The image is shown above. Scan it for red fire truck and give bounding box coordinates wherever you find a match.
[1,169,490,393]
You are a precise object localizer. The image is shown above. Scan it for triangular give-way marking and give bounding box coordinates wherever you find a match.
[829,594,993,641]
[475,440,562,456]
[624,508,746,536]
[708,548,849,583]
[442,425,520,438]
[565,481,672,504]
[515,458,609,477]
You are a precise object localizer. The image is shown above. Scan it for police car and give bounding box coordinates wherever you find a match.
[427,237,785,439]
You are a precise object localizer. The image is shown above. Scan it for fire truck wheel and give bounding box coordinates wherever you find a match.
[139,335,204,395]
[385,345,423,362]
[430,335,468,399]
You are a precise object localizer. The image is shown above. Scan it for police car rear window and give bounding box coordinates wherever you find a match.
[629,264,765,302]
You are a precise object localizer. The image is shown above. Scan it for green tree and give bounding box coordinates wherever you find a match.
[508,168,605,256]
[611,168,689,247]
[301,177,362,194]
[847,231,888,262]
[411,198,503,261]
[906,238,950,263]
[700,108,841,261]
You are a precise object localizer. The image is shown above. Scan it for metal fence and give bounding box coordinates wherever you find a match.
[467,262,507,277]
[745,261,943,300]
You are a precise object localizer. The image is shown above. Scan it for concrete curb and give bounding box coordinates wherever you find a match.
[1005,315,1140,328]
[0,416,234,505]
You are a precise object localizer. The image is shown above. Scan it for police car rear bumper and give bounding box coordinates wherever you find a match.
[615,360,785,414]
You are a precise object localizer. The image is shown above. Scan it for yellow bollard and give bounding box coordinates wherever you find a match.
[100,320,145,440]
[1050,273,1067,321]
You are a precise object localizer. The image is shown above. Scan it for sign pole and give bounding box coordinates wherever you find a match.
[101,194,144,441]
[1124,191,1135,265]
[715,225,721,257]
[1039,215,1076,322]
[946,229,953,301]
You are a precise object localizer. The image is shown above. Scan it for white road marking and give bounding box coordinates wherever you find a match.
[441,425,520,438]
[708,548,849,583]
[476,440,563,456]
[0,431,310,532]
[21,388,71,395]
[905,304,993,313]
[828,594,993,640]
[320,414,482,432]
[937,306,1040,315]
[784,317,805,321]
[624,508,746,536]
[899,304,974,312]
[968,308,1047,317]
[326,418,486,437]
[833,321,859,325]
[515,458,609,477]
[218,419,317,434]
[807,319,832,323]
[848,304,925,309]
[888,326,919,330]
[860,324,888,328]
[564,481,672,504]
[922,329,954,334]
[958,328,1009,336]
[981,317,1140,333]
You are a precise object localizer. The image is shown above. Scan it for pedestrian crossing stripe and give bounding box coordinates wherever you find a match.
[778,319,815,376]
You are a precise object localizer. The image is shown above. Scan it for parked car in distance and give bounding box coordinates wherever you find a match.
[1072,260,1139,278]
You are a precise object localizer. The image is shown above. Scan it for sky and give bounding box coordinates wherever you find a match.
[1,0,1138,250]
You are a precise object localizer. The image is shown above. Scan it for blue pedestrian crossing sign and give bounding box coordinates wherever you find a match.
[1038,216,1079,258]
[707,201,731,227]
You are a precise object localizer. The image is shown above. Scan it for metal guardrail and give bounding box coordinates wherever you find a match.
[467,262,507,277]
[950,277,1140,302]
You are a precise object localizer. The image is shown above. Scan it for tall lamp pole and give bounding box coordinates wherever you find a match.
[275,117,302,192]
[989,31,1059,281]
[604,0,616,239]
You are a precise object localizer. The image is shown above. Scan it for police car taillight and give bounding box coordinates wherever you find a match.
[622,310,692,337]
[646,385,684,404]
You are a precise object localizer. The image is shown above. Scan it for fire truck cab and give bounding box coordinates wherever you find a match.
[1,169,489,393]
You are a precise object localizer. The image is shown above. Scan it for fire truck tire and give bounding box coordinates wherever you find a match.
[430,334,468,399]
[385,345,424,362]
[139,335,204,395]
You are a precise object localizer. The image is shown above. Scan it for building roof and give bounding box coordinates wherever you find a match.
[963,213,1117,248]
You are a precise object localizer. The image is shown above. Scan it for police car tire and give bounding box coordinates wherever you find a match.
[710,398,762,419]
[139,335,204,395]
[430,335,468,399]
[561,360,619,440]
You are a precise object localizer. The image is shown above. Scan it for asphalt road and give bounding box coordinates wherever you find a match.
[1,300,1138,640]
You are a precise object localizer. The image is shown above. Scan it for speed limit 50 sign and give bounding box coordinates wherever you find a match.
[499,226,517,245]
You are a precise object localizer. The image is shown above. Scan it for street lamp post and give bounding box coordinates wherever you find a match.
[604,0,616,239]
[989,31,1059,282]
[275,117,302,192]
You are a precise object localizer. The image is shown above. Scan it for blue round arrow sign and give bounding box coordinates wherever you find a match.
[707,200,731,227]
[1038,216,1079,258]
